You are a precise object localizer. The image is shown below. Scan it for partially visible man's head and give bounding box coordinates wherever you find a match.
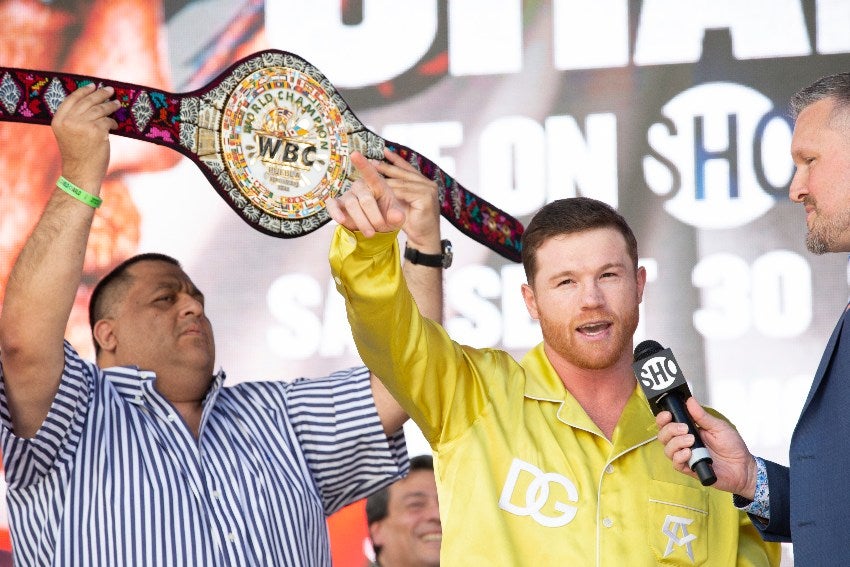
[366,455,441,567]
[789,73,850,255]
[521,197,638,286]
[790,72,850,123]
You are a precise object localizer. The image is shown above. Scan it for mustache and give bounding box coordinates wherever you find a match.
[574,310,615,326]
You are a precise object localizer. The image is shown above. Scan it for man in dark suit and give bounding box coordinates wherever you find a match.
[656,72,850,565]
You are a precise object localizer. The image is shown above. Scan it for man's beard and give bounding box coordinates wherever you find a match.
[806,230,830,255]
[540,306,639,370]
[805,199,850,255]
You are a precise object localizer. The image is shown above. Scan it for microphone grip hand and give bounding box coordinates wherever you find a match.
[659,393,717,486]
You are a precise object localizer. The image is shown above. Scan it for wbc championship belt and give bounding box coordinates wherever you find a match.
[0,49,523,262]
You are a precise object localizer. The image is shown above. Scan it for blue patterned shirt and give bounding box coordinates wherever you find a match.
[0,342,407,566]
[736,456,771,520]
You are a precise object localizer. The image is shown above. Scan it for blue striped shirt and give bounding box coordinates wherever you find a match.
[0,342,407,566]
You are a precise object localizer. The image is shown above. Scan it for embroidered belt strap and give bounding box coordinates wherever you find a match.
[0,49,523,262]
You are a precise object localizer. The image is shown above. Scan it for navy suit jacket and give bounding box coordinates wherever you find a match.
[753,307,850,564]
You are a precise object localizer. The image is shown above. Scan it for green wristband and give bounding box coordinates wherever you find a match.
[56,176,103,208]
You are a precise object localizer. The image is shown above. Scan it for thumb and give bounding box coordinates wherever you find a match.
[686,397,720,431]
[385,200,406,229]
[351,151,407,230]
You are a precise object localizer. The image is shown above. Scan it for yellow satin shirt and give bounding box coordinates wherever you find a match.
[330,227,779,566]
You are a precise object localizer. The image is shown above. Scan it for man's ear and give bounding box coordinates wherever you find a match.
[636,265,647,304]
[521,283,540,321]
[369,520,386,549]
[92,319,117,353]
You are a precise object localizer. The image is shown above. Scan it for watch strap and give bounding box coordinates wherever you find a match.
[405,239,452,268]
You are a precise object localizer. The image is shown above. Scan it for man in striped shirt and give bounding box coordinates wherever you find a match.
[0,85,444,565]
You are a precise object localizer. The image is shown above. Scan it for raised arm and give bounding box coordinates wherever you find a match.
[343,150,444,435]
[388,150,443,323]
[385,150,444,324]
[0,85,119,437]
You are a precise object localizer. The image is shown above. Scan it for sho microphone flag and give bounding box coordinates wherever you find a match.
[633,340,717,486]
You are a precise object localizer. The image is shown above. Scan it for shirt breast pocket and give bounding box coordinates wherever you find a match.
[647,479,709,565]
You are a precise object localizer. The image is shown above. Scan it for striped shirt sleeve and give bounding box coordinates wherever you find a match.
[0,341,92,488]
[285,366,408,515]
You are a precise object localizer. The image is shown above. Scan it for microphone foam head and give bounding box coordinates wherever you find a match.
[633,339,664,362]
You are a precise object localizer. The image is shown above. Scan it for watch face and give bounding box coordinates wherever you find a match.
[441,239,453,268]
[220,64,351,221]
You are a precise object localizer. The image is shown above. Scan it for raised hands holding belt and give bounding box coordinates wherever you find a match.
[0,49,524,261]
[327,151,407,237]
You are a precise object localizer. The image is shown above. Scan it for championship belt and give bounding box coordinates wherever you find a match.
[0,50,523,262]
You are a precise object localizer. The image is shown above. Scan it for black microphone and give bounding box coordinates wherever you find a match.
[632,340,717,486]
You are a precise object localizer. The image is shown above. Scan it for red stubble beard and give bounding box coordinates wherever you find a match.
[539,305,640,371]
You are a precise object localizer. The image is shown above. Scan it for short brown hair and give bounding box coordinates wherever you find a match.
[521,197,638,285]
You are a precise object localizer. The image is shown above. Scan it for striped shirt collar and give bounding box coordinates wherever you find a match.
[100,365,227,408]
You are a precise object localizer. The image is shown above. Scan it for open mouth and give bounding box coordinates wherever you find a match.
[577,321,611,336]
[421,533,442,543]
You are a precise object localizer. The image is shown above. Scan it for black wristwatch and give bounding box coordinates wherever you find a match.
[404,239,453,269]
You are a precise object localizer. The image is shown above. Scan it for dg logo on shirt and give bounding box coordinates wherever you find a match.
[498,458,579,528]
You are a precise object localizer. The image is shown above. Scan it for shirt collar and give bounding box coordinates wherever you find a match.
[519,343,570,402]
[519,343,658,449]
[102,365,227,407]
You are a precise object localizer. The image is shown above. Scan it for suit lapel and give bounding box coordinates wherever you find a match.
[798,306,849,418]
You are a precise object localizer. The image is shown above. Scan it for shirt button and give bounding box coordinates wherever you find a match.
[167,414,177,422]
[602,517,614,528]
[605,464,615,474]
[227,532,237,543]
[212,491,221,500]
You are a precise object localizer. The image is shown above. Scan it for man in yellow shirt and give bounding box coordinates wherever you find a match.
[327,153,779,566]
